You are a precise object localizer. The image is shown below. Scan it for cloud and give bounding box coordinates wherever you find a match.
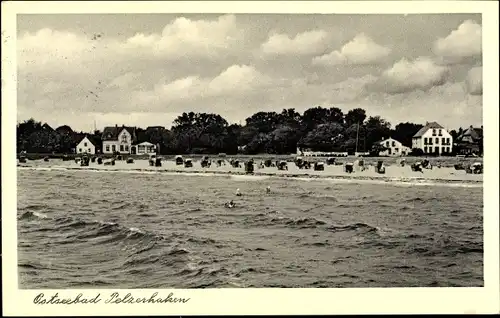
[260,29,329,56]
[16,14,483,131]
[466,66,482,96]
[369,57,450,94]
[132,64,273,106]
[359,81,482,128]
[120,14,242,59]
[17,14,242,74]
[312,33,391,66]
[433,20,482,62]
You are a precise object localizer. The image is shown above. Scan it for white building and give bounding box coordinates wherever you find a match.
[378,137,411,156]
[76,136,96,154]
[132,141,157,155]
[102,125,135,154]
[412,122,453,155]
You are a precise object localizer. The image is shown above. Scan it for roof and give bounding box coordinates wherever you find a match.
[77,135,98,147]
[459,126,483,140]
[135,141,155,146]
[413,122,444,138]
[377,137,401,144]
[102,125,135,141]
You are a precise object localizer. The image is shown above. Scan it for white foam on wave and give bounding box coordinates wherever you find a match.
[33,211,48,219]
[128,227,144,234]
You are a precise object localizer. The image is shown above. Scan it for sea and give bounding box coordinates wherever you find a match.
[17,161,483,288]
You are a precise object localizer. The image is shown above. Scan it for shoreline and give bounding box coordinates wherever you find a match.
[17,162,483,186]
[17,153,483,168]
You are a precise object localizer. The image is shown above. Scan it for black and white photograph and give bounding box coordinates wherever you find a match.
[3,0,499,315]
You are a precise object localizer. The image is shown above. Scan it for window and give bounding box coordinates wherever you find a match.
[395,148,399,153]
[442,137,446,144]
[84,142,87,147]
[386,141,390,147]
[121,134,128,142]
[112,145,116,152]
[447,147,450,153]
[438,129,442,136]
[428,138,433,145]
[88,148,91,153]
[424,137,428,145]
[392,141,395,147]
[432,129,436,136]
[447,138,450,145]
[120,145,124,152]
[106,145,110,152]
[435,137,439,144]
[424,146,428,153]
[125,145,129,152]
[79,148,82,153]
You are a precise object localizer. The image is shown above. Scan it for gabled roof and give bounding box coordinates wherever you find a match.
[413,122,444,138]
[77,135,98,147]
[377,137,403,145]
[459,126,483,140]
[102,125,135,141]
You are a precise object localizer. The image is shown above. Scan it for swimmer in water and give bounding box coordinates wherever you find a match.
[225,200,235,208]
[236,188,242,196]
[266,186,271,194]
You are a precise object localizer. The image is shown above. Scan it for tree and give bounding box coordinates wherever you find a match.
[299,122,345,152]
[392,122,424,147]
[245,111,281,134]
[344,108,367,127]
[364,116,392,150]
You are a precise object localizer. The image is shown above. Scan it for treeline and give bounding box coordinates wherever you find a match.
[16,106,465,155]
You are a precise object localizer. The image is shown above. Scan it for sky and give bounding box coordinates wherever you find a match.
[16,13,483,132]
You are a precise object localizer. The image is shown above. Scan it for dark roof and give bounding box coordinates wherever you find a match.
[413,122,444,138]
[102,126,135,141]
[459,126,483,141]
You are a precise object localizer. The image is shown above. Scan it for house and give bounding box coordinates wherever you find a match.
[131,141,157,155]
[412,122,453,155]
[76,136,97,154]
[101,125,136,154]
[378,137,411,156]
[455,125,483,155]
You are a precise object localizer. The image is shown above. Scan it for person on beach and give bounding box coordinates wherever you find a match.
[236,188,242,196]
[266,186,271,194]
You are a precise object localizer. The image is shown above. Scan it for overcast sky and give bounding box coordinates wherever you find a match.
[17,13,482,132]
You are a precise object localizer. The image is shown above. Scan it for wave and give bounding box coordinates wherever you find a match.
[18,211,48,220]
[17,165,482,188]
